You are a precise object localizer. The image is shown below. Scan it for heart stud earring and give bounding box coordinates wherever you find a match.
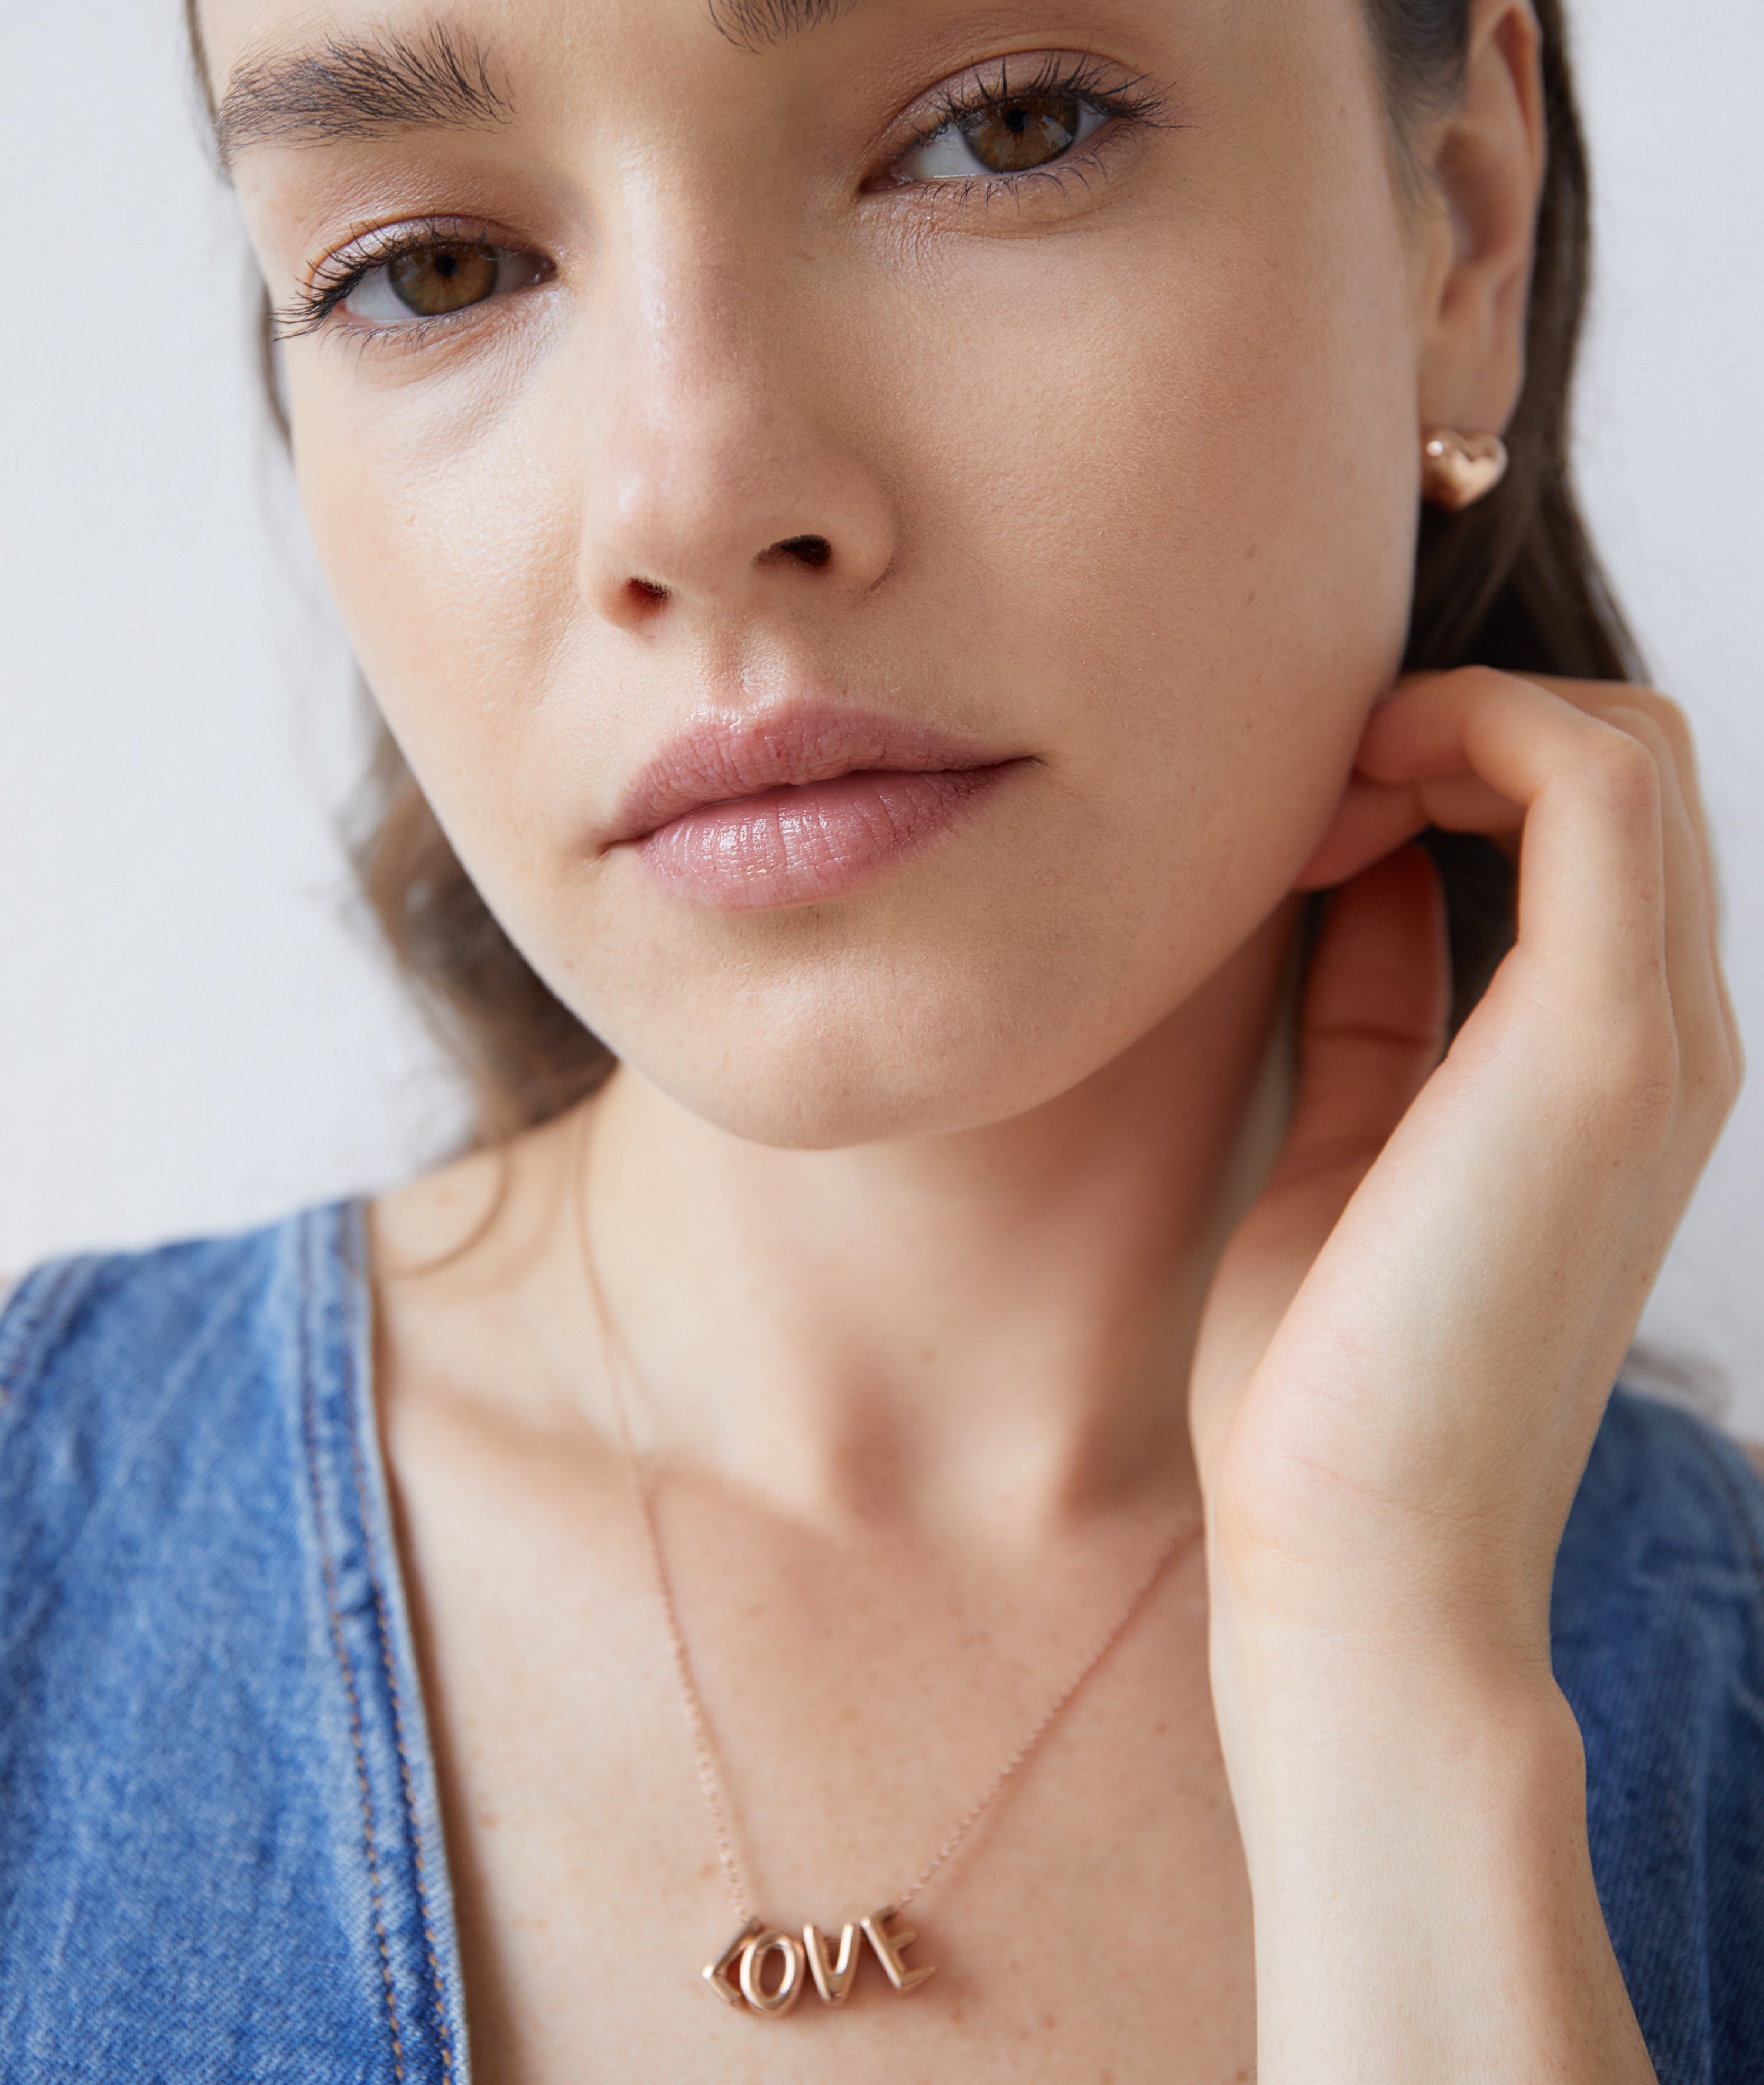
[1421,429,1509,511]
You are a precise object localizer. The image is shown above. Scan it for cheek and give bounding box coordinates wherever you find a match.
[883,172,1420,912]
[291,350,583,748]
[280,94,1424,1142]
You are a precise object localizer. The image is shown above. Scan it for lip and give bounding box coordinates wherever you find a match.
[606,704,1025,912]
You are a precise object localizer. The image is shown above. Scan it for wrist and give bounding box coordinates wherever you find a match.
[1214,1632,1578,1854]
[1210,1648,1652,2084]
[1207,1578,1566,1818]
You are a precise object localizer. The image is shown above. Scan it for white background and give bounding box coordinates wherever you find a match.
[4,4,1760,1434]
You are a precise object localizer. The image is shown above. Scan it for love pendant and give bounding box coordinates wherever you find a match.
[704,1906,936,2016]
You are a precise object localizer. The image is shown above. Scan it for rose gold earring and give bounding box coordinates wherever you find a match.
[1421,429,1509,511]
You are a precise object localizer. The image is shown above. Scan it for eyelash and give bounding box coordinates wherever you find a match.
[889,51,1170,190]
[270,217,521,341]
[272,54,1170,345]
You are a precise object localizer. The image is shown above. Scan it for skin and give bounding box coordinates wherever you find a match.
[195,0,1743,2077]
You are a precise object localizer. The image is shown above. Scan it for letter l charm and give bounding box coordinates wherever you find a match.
[704,1917,763,2007]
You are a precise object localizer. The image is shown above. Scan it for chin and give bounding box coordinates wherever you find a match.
[617,1025,1093,1150]
[552,923,1220,1151]
[463,794,1301,1153]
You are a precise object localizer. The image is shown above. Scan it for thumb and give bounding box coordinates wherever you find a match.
[1192,847,1450,1465]
[1274,843,1451,1202]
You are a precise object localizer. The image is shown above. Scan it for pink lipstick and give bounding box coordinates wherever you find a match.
[606,706,1023,912]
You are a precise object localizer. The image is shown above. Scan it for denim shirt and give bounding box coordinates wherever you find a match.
[1,1205,1761,2083]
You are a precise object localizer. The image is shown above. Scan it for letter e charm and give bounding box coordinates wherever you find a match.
[861,1906,937,1993]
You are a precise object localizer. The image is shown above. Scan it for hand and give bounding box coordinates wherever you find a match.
[1190,666,1740,1658]
[1186,667,1738,2084]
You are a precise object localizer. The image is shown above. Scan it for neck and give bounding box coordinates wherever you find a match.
[570,906,1298,1543]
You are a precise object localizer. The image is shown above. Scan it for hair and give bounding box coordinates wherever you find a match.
[186,0,1639,1137]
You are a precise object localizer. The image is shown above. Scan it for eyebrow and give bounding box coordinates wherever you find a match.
[214,24,510,166]
[710,0,856,48]
[214,2,863,166]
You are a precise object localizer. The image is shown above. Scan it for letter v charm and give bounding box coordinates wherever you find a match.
[803,1921,863,2006]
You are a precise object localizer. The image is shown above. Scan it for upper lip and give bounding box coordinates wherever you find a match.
[603,703,1017,846]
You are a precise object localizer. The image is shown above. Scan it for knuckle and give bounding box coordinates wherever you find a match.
[1685,1036,1744,1133]
[1643,689,1691,749]
[1624,685,1690,746]
[1589,1009,1680,1131]
[1602,688,1698,778]
[1436,663,1510,705]
[1581,729,1661,819]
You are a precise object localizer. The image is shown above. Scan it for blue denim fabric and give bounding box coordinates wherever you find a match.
[1,1204,1761,2081]
[0,1207,465,2084]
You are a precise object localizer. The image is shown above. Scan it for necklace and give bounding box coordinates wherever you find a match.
[573,1125,1197,2019]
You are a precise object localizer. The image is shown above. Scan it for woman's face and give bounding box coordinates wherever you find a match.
[205,0,1464,1146]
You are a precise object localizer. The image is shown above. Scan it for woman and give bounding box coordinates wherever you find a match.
[2,0,1759,2078]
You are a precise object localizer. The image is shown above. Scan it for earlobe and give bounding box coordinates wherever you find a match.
[1414,0,1547,442]
[1421,429,1510,511]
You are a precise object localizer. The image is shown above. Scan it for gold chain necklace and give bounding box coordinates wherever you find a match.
[574,1122,1197,2019]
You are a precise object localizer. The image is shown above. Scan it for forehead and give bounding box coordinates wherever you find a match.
[193,0,1368,198]
[197,0,859,81]
[193,0,931,176]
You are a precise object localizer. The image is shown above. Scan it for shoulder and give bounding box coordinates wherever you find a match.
[0,1206,363,1525]
[1582,1382,1764,1536]
[1555,1383,1764,1642]
[0,1207,467,2072]
[1551,1387,1764,2080]
[1553,1383,1764,1742]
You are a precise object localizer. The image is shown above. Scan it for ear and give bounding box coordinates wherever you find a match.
[1414,0,1548,438]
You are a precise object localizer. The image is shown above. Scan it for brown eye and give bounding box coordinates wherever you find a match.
[957,94,1084,175]
[386,242,500,317]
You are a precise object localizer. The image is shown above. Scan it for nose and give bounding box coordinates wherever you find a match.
[579,250,898,631]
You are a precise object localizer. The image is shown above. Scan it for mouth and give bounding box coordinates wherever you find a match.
[605,703,1027,913]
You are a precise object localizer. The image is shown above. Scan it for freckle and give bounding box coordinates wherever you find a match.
[1154,1722,1168,1737]
[476,1812,502,1830]
[1042,2012,1057,2031]
[918,1346,937,1365]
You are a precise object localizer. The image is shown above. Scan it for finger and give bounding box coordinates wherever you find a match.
[1439,675,1738,1103]
[1276,845,1450,1191]
[1359,669,1668,1022]
[1383,677,1730,1032]
[1598,705,1742,1135]
[1591,693,1745,1081]
[1295,772,1519,891]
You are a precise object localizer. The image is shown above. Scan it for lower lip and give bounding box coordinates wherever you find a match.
[631,765,1015,912]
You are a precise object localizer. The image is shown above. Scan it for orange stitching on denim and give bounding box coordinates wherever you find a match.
[341,1217,458,2084]
[301,1218,409,2084]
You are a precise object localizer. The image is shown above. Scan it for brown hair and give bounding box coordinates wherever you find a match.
[188,0,1638,1132]
[1369,0,1641,1032]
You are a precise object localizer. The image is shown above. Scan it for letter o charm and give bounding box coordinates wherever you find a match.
[739,1929,806,2016]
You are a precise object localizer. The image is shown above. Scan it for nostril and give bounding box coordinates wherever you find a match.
[765,534,833,571]
[624,576,670,613]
